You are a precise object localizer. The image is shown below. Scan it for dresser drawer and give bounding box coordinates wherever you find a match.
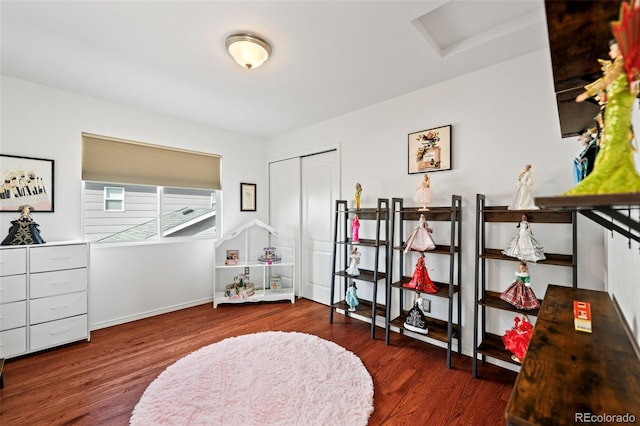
[0,300,27,331]
[30,292,87,324]
[30,268,87,299]
[30,314,88,352]
[0,247,27,276]
[0,274,27,303]
[0,327,27,358]
[30,244,88,273]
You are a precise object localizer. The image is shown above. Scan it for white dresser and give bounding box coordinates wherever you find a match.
[0,242,89,359]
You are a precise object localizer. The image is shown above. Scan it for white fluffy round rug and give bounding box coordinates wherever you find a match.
[130,331,374,426]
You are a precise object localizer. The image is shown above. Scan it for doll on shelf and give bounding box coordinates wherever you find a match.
[502,315,534,363]
[502,214,546,263]
[565,22,640,194]
[354,182,363,210]
[345,247,361,276]
[404,213,435,254]
[351,214,360,244]
[1,205,46,246]
[345,281,359,312]
[403,292,429,335]
[508,164,538,210]
[403,252,438,294]
[500,262,540,310]
[414,174,433,211]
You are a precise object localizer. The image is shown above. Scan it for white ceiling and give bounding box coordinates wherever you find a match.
[0,0,549,139]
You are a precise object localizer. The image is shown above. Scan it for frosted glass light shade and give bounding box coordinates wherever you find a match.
[225,33,272,70]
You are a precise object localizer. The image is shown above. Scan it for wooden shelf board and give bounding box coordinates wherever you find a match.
[336,238,387,247]
[476,332,522,366]
[478,290,540,316]
[390,279,459,298]
[535,193,640,209]
[480,206,573,223]
[334,269,387,281]
[389,314,459,343]
[392,244,459,254]
[333,299,386,319]
[480,248,573,267]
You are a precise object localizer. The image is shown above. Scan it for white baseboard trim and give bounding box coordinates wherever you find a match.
[90,297,213,331]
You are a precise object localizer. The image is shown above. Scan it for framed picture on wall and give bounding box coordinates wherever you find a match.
[0,154,55,212]
[240,182,256,212]
[408,124,452,174]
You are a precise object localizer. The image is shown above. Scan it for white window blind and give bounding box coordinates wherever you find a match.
[82,133,221,190]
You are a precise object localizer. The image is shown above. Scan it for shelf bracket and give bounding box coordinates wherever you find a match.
[579,208,640,244]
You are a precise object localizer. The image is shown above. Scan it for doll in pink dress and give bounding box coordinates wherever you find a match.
[351,214,360,244]
[404,214,436,253]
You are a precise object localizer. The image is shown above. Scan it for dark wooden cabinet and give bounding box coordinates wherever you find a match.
[384,195,462,368]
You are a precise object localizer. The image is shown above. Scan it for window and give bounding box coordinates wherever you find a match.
[104,187,125,211]
[82,133,221,243]
[84,183,218,243]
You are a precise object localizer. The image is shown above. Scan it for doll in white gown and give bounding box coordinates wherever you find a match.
[404,214,436,253]
[345,247,361,276]
[502,214,546,263]
[508,164,539,210]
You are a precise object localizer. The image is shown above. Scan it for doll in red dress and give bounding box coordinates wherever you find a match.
[403,253,438,293]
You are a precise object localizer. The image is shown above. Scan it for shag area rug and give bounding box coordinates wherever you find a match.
[130,331,374,425]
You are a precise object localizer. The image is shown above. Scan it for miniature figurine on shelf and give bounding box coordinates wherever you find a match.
[1,205,46,246]
[404,213,436,253]
[502,315,534,363]
[352,214,360,244]
[345,247,361,276]
[414,174,433,211]
[574,128,599,183]
[508,164,538,210]
[403,252,438,293]
[258,247,282,264]
[565,4,640,195]
[502,214,546,263]
[500,262,540,310]
[404,293,429,335]
[354,182,363,210]
[345,281,359,312]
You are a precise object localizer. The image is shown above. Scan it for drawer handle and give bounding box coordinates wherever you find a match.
[49,280,71,286]
[49,303,70,310]
[49,256,72,261]
[50,327,72,335]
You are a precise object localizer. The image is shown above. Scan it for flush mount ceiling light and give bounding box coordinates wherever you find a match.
[225,32,272,70]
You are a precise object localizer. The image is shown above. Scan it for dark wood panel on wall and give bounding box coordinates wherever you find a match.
[545,0,622,138]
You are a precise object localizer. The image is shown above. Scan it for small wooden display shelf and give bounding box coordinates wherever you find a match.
[506,285,640,425]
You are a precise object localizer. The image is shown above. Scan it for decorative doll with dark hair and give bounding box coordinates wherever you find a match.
[403,252,438,294]
[502,214,546,263]
[500,262,540,310]
[1,205,46,245]
[345,281,359,312]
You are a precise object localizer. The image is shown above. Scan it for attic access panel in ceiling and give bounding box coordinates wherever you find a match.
[545,0,622,138]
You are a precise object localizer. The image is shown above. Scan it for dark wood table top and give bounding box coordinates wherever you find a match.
[506,285,640,426]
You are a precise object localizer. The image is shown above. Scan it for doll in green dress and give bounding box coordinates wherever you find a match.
[566,35,640,195]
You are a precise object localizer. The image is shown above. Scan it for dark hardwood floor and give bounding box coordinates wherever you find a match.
[0,298,516,425]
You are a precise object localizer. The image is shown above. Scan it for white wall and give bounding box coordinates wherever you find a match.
[0,75,269,329]
[267,49,624,357]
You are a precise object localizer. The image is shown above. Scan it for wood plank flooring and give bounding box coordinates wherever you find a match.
[0,298,516,425]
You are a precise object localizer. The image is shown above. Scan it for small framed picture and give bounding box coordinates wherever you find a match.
[408,124,452,174]
[269,274,282,292]
[0,154,55,212]
[225,249,239,265]
[240,182,256,212]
